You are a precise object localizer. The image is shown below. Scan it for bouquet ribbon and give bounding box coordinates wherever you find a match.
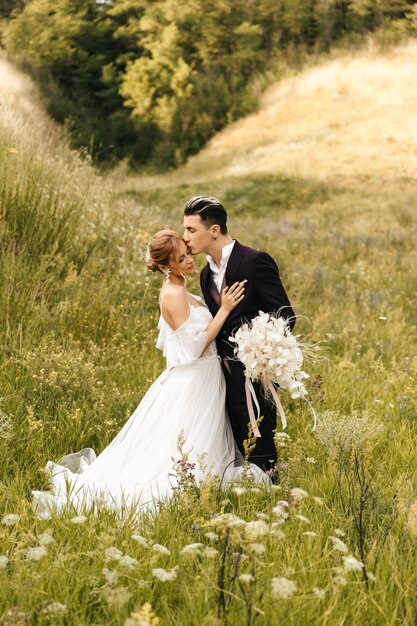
[264,379,287,430]
[244,379,262,438]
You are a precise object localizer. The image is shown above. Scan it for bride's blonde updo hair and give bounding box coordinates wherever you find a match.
[145,230,184,274]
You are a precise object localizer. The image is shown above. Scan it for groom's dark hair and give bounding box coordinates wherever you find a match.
[184,195,228,235]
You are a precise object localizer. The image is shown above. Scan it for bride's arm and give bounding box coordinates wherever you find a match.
[203,282,245,351]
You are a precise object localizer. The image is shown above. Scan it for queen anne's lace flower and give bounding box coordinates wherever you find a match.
[38,532,54,546]
[119,555,138,570]
[131,534,149,546]
[41,603,67,616]
[180,543,203,555]
[271,576,297,598]
[290,487,309,501]
[0,555,9,570]
[152,566,178,581]
[1,514,20,527]
[329,536,349,553]
[342,555,364,572]
[202,547,219,558]
[152,544,170,555]
[244,520,269,540]
[239,574,255,584]
[105,547,124,561]
[248,543,266,555]
[204,531,219,541]
[26,546,48,561]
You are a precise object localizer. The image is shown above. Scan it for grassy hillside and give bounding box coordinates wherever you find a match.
[0,46,416,625]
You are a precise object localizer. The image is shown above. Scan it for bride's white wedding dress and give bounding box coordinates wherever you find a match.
[32,295,268,519]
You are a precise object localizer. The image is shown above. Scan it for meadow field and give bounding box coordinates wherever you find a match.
[0,39,416,625]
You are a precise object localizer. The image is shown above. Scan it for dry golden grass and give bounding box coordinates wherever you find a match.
[0,56,64,158]
[179,39,417,182]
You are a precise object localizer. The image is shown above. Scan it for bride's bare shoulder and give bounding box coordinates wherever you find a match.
[159,285,189,327]
[159,284,187,303]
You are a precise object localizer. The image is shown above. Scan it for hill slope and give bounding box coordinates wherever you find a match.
[180,40,417,182]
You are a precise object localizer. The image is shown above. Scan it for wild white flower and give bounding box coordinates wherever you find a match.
[152,566,178,581]
[119,555,138,570]
[180,543,203,555]
[204,532,219,541]
[41,603,67,616]
[70,515,87,524]
[227,517,247,528]
[271,577,297,599]
[367,572,376,582]
[38,532,54,546]
[272,504,288,519]
[270,528,286,539]
[131,534,149,547]
[295,514,310,524]
[103,567,119,586]
[329,536,348,553]
[312,587,327,599]
[290,487,309,501]
[244,520,269,541]
[275,432,291,449]
[105,586,132,608]
[305,457,316,464]
[334,528,346,537]
[0,555,9,570]
[303,531,317,537]
[105,547,124,561]
[313,496,324,505]
[342,555,364,572]
[152,544,170,555]
[202,547,219,558]
[247,543,266,555]
[1,513,20,527]
[239,574,255,584]
[333,575,347,586]
[26,546,48,561]
[209,513,246,528]
[232,487,246,496]
[250,487,261,494]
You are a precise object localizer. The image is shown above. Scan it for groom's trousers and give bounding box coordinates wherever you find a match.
[222,359,278,473]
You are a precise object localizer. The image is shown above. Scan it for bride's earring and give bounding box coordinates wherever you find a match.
[162,268,171,283]
[212,234,217,240]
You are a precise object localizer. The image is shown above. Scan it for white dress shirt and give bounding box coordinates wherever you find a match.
[206,240,236,292]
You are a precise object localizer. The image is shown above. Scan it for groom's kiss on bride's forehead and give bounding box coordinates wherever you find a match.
[182,195,295,474]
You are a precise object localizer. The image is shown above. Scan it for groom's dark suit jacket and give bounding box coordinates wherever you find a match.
[200,240,296,359]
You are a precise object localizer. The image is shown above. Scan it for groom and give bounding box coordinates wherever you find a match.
[183,195,296,475]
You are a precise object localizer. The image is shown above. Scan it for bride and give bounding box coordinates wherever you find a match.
[32,230,268,519]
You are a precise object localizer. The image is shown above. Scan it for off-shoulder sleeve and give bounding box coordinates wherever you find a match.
[171,310,209,365]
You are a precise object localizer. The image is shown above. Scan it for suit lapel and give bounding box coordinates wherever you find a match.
[200,263,217,315]
[225,240,245,286]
